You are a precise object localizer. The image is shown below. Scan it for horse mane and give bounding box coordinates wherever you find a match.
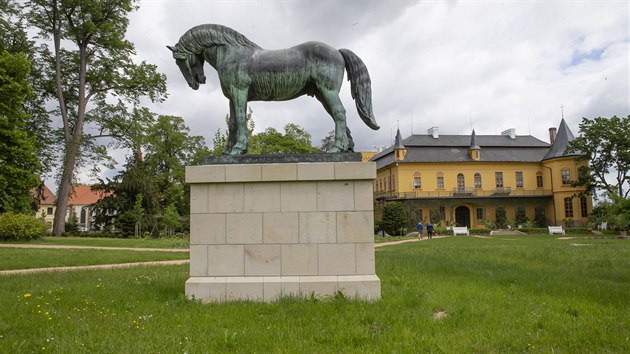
[175,24,262,55]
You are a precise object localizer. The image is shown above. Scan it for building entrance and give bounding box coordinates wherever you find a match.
[455,206,470,227]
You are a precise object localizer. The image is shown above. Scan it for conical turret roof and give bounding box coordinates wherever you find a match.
[469,130,480,149]
[394,128,405,149]
[543,119,580,160]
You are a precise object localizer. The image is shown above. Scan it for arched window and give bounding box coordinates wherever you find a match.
[80,207,87,224]
[413,172,421,189]
[457,173,465,191]
[436,172,444,189]
[474,173,482,188]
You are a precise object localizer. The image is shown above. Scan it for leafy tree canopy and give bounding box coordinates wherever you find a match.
[211,108,319,155]
[566,115,630,199]
[0,50,41,213]
[24,0,167,235]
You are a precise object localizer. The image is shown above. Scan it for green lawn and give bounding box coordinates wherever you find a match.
[30,236,190,249]
[0,248,189,270]
[1,235,628,352]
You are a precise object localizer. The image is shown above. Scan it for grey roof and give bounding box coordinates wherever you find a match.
[372,131,553,170]
[543,118,579,160]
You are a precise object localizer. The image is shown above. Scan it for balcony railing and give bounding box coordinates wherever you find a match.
[374,188,553,199]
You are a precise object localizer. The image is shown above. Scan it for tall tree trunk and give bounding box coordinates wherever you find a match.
[52,138,80,235]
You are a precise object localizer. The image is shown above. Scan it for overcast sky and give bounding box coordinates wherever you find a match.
[77,0,629,185]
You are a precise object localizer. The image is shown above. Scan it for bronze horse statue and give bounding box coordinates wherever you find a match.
[168,24,379,155]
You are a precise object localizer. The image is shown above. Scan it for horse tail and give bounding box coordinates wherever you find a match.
[339,49,380,130]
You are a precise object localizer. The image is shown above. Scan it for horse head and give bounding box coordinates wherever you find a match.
[167,45,206,90]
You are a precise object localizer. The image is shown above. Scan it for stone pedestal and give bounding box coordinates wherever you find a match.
[185,161,381,302]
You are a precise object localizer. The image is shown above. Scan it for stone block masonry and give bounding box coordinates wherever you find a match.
[185,161,381,302]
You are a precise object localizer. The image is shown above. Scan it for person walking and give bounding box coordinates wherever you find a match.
[416,222,423,239]
[427,222,434,239]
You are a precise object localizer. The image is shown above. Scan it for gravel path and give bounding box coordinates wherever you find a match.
[0,259,189,276]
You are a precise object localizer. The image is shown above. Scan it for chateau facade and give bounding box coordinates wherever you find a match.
[371,119,591,229]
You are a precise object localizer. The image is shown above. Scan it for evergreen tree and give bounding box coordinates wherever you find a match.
[381,202,407,236]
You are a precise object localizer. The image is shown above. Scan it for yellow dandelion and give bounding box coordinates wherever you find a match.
[24,293,32,298]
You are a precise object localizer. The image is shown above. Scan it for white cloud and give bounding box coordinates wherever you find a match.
[63,0,628,187]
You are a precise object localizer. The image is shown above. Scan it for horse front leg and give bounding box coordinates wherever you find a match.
[224,101,238,154]
[228,92,249,155]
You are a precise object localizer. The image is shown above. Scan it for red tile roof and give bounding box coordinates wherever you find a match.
[68,185,108,206]
[32,184,56,205]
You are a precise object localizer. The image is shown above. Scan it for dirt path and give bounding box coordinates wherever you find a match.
[375,235,448,248]
[3,237,444,275]
[0,259,189,276]
[0,243,189,276]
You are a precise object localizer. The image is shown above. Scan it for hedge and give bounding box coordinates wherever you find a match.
[0,213,47,241]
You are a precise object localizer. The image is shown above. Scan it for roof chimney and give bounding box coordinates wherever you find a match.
[501,128,516,139]
[549,127,557,144]
[427,126,439,139]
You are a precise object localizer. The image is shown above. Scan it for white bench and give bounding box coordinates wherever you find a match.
[548,226,565,235]
[453,226,470,235]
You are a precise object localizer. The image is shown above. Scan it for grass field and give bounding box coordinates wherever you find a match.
[0,248,188,271]
[1,235,629,352]
[28,236,190,249]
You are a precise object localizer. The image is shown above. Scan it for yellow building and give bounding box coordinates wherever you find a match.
[371,119,591,229]
[32,183,56,231]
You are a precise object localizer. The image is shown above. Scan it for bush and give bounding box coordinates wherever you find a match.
[495,207,507,229]
[0,212,47,241]
[380,202,407,236]
[469,228,491,235]
[515,207,528,226]
[534,206,547,227]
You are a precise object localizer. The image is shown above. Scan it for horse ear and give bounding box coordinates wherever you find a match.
[167,45,175,52]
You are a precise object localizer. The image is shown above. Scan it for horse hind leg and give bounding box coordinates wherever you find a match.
[315,90,351,153]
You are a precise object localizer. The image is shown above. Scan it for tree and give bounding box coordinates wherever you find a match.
[211,108,319,155]
[249,123,320,154]
[144,115,211,215]
[495,207,507,229]
[161,204,181,236]
[92,114,209,235]
[0,0,50,212]
[515,207,528,226]
[0,50,41,213]
[320,130,335,152]
[534,206,547,228]
[380,202,407,236]
[566,116,630,199]
[26,0,167,235]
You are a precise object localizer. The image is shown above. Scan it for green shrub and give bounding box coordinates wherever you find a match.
[381,202,407,236]
[0,212,47,241]
[566,228,591,235]
[469,228,491,235]
[517,228,548,234]
[534,206,547,227]
[495,207,507,229]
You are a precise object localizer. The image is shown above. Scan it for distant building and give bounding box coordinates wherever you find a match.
[32,184,56,231]
[67,185,108,231]
[371,119,591,229]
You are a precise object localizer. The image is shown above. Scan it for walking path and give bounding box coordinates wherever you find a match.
[0,243,189,276]
[2,237,442,275]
